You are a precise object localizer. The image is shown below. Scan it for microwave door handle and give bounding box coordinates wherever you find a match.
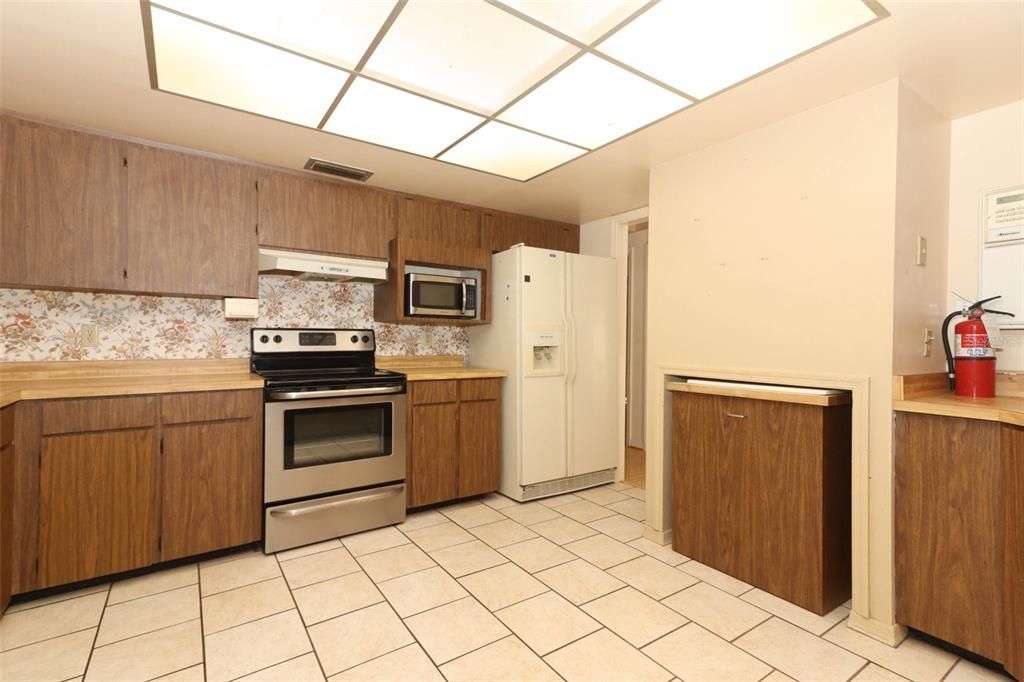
[461,281,468,315]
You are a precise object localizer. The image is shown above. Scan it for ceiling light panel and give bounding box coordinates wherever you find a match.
[154,0,394,70]
[598,0,880,99]
[499,54,689,149]
[496,0,647,44]
[440,122,585,181]
[324,77,485,157]
[150,8,346,127]
[363,0,579,114]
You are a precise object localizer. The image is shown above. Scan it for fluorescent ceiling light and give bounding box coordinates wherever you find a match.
[154,0,393,70]
[150,7,346,127]
[324,77,485,158]
[496,0,647,44]
[598,0,879,99]
[363,0,578,113]
[500,54,689,149]
[440,122,586,181]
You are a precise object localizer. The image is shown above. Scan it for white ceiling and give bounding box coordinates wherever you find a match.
[1,1,1022,223]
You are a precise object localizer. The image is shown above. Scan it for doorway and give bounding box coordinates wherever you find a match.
[625,222,648,488]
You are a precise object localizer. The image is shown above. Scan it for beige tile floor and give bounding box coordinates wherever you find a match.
[0,482,1013,682]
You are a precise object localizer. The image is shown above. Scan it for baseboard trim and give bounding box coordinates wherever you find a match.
[846,611,908,646]
[643,526,672,545]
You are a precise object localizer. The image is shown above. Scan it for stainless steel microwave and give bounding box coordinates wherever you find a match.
[404,271,478,318]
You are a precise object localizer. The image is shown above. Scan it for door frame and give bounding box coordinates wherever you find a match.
[579,206,649,482]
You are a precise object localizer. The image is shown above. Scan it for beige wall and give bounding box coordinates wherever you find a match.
[892,84,951,375]
[646,80,909,639]
[947,99,1024,370]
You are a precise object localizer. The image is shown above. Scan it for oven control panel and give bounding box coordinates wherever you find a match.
[251,328,375,353]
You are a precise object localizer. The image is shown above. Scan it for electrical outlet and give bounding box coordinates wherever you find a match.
[423,327,435,347]
[80,324,99,347]
[916,236,928,266]
[922,328,934,357]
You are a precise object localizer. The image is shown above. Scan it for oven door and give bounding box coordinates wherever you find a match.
[406,273,476,317]
[264,388,406,503]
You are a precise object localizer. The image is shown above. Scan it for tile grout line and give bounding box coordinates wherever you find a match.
[80,583,110,681]
[270,551,329,682]
[4,584,111,616]
[197,565,208,682]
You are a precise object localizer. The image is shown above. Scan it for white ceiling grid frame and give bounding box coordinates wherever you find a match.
[143,0,886,181]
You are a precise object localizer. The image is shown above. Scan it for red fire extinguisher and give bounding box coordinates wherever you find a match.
[942,296,1015,398]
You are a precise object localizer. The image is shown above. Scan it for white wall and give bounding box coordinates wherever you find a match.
[647,80,906,640]
[947,99,1024,370]
[892,84,951,375]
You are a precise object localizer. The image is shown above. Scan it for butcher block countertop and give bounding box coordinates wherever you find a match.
[377,355,507,381]
[665,379,851,407]
[0,359,264,408]
[893,373,1024,427]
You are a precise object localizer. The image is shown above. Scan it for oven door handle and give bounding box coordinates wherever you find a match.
[269,486,405,517]
[269,385,404,400]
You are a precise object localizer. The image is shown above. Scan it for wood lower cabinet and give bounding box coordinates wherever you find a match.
[407,379,501,508]
[895,413,1022,677]
[671,391,851,615]
[159,391,262,560]
[0,406,15,613]
[7,389,262,596]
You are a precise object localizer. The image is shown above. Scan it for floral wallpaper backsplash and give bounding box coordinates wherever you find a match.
[0,276,469,362]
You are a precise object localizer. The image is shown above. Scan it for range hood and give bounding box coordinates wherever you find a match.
[258,248,388,283]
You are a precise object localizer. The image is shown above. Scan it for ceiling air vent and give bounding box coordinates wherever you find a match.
[303,157,374,182]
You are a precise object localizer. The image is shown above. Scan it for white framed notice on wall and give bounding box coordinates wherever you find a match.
[985,185,1024,244]
[980,184,1024,332]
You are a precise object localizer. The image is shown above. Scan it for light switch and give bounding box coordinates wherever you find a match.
[916,236,927,266]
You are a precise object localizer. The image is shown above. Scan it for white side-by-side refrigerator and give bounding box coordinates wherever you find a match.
[469,245,618,501]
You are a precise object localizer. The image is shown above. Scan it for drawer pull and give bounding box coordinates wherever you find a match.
[269,487,403,517]
[726,413,746,419]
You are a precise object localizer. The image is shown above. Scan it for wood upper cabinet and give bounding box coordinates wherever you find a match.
[37,396,158,589]
[671,391,851,615]
[159,390,261,561]
[257,171,395,260]
[1,117,126,291]
[480,211,579,254]
[407,379,501,508]
[895,413,1022,669]
[397,196,481,247]
[123,144,258,297]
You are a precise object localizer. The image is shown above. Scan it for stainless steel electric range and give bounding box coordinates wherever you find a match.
[251,328,407,553]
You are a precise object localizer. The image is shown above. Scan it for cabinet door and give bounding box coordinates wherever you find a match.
[0,406,13,613]
[457,399,500,498]
[161,415,261,560]
[671,393,722,563]
[258,171,343,254]
[1,117,126,291]
[38,429,158,587]
[258,171,394,259]
[480,212,518,254]
[751,399,827,611]
[408,403,458,507]
[124,143,258,297]
[1003,424,1024,680]
[895,413,1003,661]
[397,196,480,247]
[711,397,758,583]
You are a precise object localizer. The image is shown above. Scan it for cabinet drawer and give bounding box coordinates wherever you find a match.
[411,381,457,405]
[161,390,261,424]
[42,396,156,435]
[459,379,501,402]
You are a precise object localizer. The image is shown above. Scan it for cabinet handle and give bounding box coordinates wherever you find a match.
[726,413,746,419]
[122,268,128,280]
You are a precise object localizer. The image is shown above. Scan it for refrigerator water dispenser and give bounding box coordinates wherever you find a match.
[526,330,563,375]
